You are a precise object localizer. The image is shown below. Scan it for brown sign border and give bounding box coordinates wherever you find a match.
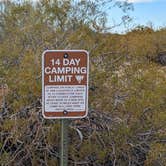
[42,50,89,119]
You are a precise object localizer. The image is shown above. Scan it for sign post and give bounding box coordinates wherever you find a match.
[42,50,89,165]
[60,119,69,166]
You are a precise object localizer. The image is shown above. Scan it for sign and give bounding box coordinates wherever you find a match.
[42,50,89,119]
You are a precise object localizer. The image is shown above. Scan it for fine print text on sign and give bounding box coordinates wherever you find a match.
[42,50,89,119]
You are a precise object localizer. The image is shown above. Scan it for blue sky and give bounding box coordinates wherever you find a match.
[2,0,165,33]
[108,0,166,33]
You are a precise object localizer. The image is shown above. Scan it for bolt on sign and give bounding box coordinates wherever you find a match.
[42,50,89,119]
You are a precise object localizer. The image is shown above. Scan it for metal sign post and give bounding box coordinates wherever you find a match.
[42,50,89,165]
[60,119,69,166]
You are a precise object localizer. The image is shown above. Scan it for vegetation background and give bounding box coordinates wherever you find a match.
[0,0,166,165]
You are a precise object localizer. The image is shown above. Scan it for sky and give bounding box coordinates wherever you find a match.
[108,0,166,33]
[0,0,165,33]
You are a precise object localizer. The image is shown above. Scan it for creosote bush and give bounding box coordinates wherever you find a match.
[0,0,166,165]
